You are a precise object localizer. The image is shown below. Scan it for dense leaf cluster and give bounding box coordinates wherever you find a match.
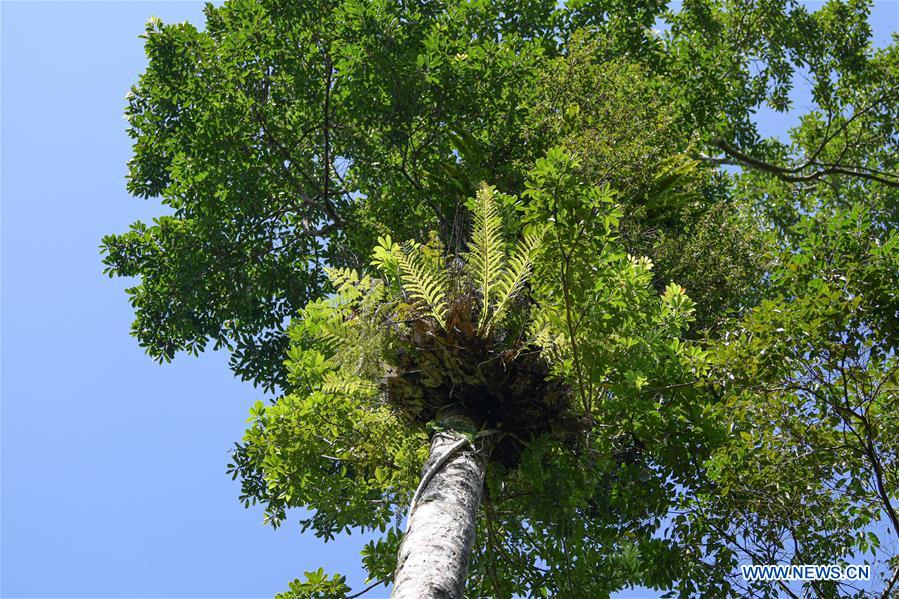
[105,0,876,391]
[235,151,723,597]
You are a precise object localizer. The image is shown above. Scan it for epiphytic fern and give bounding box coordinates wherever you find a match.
[480,224,543,335]
[371,182,544,337]
[641,155,702,226]
[374,236,450,327]
[466,183,506,330]
[285,182,566,475]
[321,371,379,397]
[395,243,450,328]
[325,267,363,303]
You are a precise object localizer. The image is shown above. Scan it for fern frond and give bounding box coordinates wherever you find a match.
[325,266,359,288]
[483,225,544,333]
[325,267,363,304]
[321,371,379,397]
[526,308,569,365]
[396,245,449,328]
[317,317,355,351]
[467,182,506,331]
[643,155,702,222]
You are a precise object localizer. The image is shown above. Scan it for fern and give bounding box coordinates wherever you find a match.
[467,183,506,332]
[325,267,363,304]
[484,225,544,334]
[317,317,354,350]
[396,245,450,328]
[365,180,541,337]
[325,266,359,289]
[321,371,378,397]
[525,309,568,366]
[643,155,702,223]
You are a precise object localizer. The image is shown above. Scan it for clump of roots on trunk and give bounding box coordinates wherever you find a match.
[382,286,578,470]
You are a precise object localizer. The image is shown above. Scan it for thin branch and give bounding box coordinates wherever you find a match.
[322,51,333,212]
[250,74,344,229]
[860,415,899,539]
[552,223,591,414]
[482,491,505,599]
[698,512,803,599]
[347,577,391,599]
[882,561,899,599]
[711,139,899,188]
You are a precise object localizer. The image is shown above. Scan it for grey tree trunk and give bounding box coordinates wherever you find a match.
[391,418,487,599]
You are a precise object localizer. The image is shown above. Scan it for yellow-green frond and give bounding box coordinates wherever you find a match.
[467,182,506,330]
[325,267,364,304]
[526,308,569,366]
[396,245,450,328]
[316,314,356,352]
[484,225,544,334]
[644,155,702,219]
[320,371,379,398]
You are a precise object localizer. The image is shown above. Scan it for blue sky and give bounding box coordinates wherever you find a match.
[1,2,896,598]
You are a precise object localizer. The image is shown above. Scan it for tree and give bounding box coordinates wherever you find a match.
[674,204,899,598]
[235,153,711,597]
[104,0,899,596]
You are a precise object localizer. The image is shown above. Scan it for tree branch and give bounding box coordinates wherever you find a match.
[882,561,899,599]
[322,51,333,213]
[709,139,899,188]
[347,577,391,599]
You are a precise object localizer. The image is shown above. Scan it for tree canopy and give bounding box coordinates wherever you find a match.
[103,0,899,596]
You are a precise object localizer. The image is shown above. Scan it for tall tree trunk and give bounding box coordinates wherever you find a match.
[391,416,487,599]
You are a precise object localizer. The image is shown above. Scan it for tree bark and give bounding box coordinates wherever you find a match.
[391,416,487,599]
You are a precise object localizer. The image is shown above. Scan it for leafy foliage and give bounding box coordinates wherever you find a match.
[105,0,896,391]
[672,204,899,597]
[233,152,728,596]
[276,569,352,599]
